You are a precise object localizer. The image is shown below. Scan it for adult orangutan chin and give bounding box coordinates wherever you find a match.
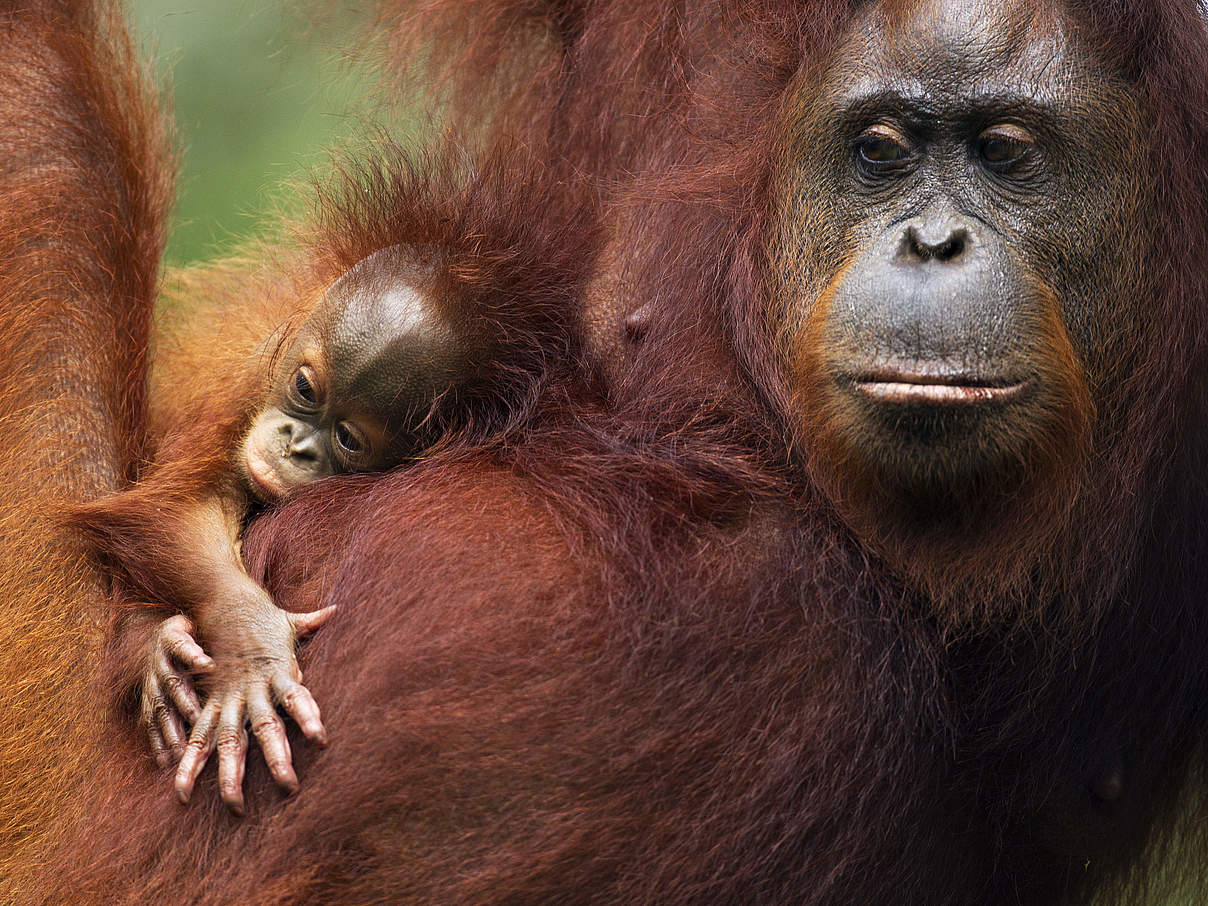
[1,1,1207,905]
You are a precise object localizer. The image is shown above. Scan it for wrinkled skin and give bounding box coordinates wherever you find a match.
[773,0,1150,598]
[7,0,1207,904]
[242,246,474,500]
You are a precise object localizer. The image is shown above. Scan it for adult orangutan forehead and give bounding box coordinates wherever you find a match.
[837,0,1097,102]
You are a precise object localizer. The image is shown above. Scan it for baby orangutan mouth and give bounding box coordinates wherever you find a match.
[242,432,291,501]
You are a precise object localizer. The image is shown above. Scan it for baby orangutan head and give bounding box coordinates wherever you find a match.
[241,247,482,501]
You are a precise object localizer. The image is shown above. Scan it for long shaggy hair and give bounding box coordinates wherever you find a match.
[5,2,1208,905]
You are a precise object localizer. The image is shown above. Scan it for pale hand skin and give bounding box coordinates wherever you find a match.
[140,604,334,815]
[142,614,212,768]
[139,494,336,815]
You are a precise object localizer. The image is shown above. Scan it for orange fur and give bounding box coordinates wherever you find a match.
[2,2,1208,905]
[0,0,170,878]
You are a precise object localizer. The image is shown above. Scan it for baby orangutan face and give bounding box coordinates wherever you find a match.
[241,347,394,501]
[241,247,476,502]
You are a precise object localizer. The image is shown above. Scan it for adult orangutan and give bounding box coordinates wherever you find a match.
[2,1,1208,905]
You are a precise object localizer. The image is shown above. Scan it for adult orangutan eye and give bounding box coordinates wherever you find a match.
[291,367,318,406]
[334,421,365,456]
[854,125,915,177]
[976,124,1036,170]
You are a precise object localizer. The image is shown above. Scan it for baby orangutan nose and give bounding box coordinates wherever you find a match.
[281,421,324,465]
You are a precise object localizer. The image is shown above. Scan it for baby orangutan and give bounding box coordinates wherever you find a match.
[74,145,585,814]
[74,246,491,814]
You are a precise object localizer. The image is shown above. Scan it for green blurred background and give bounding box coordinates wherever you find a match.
[132,1,371,265]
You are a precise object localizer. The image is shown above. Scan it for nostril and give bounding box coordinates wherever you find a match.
[288,431,321,463]
[905,223,969,263]
[935,230,967,261]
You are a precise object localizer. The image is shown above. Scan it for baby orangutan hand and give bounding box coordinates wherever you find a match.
[167,594,336,816]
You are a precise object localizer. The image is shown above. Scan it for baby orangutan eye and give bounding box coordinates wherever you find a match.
[291,367,318,406]
[334,421,365,456]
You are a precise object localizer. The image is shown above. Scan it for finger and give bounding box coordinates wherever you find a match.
[288,605,337,638]
[161,615,215,672]
[175,705,218,805]
[161,667,203,725]
[156,693,189,763]
[142,674,186,764]
[140,677,172,769]
[215,697,249,816]
[165,630,215,674]
[162,613,193,633]
[146,719,172,771]
[155,645,203,724]
[247,687,298,794]
[271,675,327,745]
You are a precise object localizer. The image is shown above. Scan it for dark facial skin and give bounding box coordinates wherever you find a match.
[772,0,1151,589]
[243,246,476,501]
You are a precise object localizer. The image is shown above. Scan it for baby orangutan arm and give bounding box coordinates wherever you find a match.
[145,249,476,812]
[75,211,564,813]
[162,493,335,815]
[72,440,337,814]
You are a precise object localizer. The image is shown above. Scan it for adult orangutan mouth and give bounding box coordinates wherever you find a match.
[850,370,1028,405]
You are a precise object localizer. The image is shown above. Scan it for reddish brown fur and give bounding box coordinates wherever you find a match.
[68,143,594,612]
[1,1,1207,905]
[0,0,170,873]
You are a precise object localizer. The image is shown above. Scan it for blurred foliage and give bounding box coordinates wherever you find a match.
[132,1,374,264]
